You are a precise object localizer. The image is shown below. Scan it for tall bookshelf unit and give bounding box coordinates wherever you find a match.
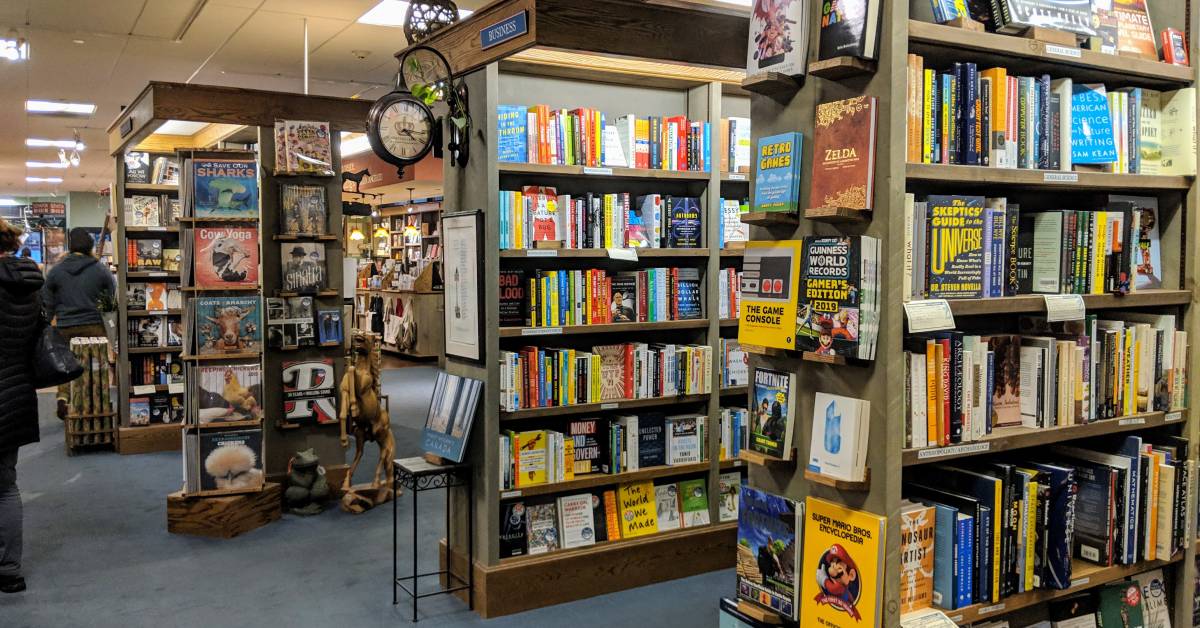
[739,0,1200,626]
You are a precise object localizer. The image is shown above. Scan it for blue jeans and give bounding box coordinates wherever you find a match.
[0,449,19,577]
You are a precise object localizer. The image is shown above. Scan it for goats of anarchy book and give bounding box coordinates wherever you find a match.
[193,296,262,355]
[192,158,259,218]
[738,240,803,350]
[753,132,804,214]
[736,485,802,620]
[925,195,986,299]
[193,226,260,288]
[809,96,877,212]
[800,496,887,627]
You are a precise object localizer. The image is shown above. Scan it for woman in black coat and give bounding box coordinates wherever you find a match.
[0,217,43,594]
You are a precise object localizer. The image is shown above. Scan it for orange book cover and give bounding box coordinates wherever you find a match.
[192,226,259,288]
[899,502,935,614]
[809,96,877,212]
[906,54,922,164]
[603,489,621,540]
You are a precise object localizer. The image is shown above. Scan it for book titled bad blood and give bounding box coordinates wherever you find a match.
[809,96,877,212]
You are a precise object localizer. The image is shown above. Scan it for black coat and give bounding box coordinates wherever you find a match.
[0,255,44,451]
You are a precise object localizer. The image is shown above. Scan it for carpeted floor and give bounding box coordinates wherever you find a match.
[0,366,729,628]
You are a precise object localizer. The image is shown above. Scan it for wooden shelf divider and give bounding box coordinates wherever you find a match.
[499,319,710,337]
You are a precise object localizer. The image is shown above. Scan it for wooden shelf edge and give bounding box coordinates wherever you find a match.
[498,521,737,566]
[804,206,871,223]
[497,162,710,180]
[128,346,183,354]
[906,162,1193,190]
[803,468,870,491]
[938,289,1192,315]
[181,351,263,361]
[178,216,260,223]
[184,419,263,430]
[720,386,748,397]
[738,449,797,467]
[499,319,710,337]
[740,72,800,96]
[500,393,711,420]
[740,211,800,226]
[806,56,877,80]
[498,247,710,259]
[501,461,713,498]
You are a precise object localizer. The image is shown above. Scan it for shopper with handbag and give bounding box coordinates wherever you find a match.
[0,218,44,594]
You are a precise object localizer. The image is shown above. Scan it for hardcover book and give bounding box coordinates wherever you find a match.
[525,502,559,555]
[569,418,610,475]
[499,269,528,327]
[806,392,869,482]
[747,0,808,77]
[899,501,935,614]
[925,195,986,299]
[738,240,803,350]
[191,426,264,492]
[667,197,702,248]
[192,296,261,355]
[1071,84,1119,165]
[750,367,797,460]
[280,120,334,176]
[679,478,710,527]
[279,184,327,235]
[617,480,659,538]
[129,396,151,426]
[497,105,528,163]
[799,497,886,627]
[654,483,682,532]
[193,226,260,288]
[752,132,803,214]
[984,334,1023,427]
[719,471,742,522]
[124,151,151,184]
[721,198,748,245]
[1112,0,1158,59]
[817,0,882,61]
[809,96,876,212]
[193,364,263,423]
[127,195,160,226]
[316,309,342,345]
[135,239,162,270]
[557,493,597,549]
[281,359,338,425]
[795,236,865,356]
[499,501,528,558]
[192,159,259,218]
[736,485,801,620]
[421,371,483,463]
[595,344,628,400]
[1096,581,1146,626]
[280,242,327,293]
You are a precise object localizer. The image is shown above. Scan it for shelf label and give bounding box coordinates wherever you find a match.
[1045,44,1082,58]
[147,271,167,277]
[727,173,747,181]
[977,603,1006,616]
[1070,577,1090,588]
[607,248,638,262]
[600,402,619,410]
[132,384,156,395]
[526,249,558,257]
[1118,417,1146,426]
[149,310,168,315]
[904,299,955,333]
[948,615,963,624]
[917,442,991,460]
[1043,294,1086,322]
[1044,171,1079,183]
[168,383,186,394]
[583,166,613,176]
[1166,411,1183,422]
[479,10,528,49]
[501,490,521,499]
[521,327,562,336]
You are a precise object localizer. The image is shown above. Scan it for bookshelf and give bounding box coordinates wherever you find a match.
[739,0,1199,626]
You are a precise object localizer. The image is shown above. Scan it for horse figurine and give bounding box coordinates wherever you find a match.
[338,331,396,513]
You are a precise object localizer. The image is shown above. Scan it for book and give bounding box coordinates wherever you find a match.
[421,371,483,463]
[719,471,742,522]
[666,414,703,464]
[499,501,528,558]
[667,197,702,248]
[1132,568,1170,628]
[737,485,801,620]
[126,195,160,226]
[279,184,327,235]
[556,493,596,549]
[747,0,808,77]
[721,198,748,246]
[990,0,1094,36]
[809,96,877,212]
[817,0,882,61]
[189,426,264,492]
[738,239,803,350]
[129,396,151,426]
[807,392,870,482]
[135,239,162,270]
[124,151,151,184]
[750,367,797,460]
[795,235,879,359]
[800,496,887,627]
[497,105,528,163]
[679,478,710,527]
[1161,88,1197,176]
[617,480,658,538]
[752,132,804,214]
[193,226,260,288]
[899,501,936,614]
[499,269,527,327]
[1071,84,1119,165]
[280,243,327,293]
[316,309,342,345]
[280,359,338,425]
[654,483,682,532]
[192,159,258,218]
[192,296,261,355]
[279,120,333,176]
[1096,581,1146,626]
[925,195,986,299]
[193,363,262,423]
[1112,0,1157,59]
[525,502,559,555]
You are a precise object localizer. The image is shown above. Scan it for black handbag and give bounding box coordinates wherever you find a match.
[32,312,84,388]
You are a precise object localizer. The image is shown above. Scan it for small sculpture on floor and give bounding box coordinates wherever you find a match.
[284,448,331,516]
[338,331,396,513]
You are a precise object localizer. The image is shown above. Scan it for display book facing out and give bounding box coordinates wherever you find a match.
[176,149,267,497]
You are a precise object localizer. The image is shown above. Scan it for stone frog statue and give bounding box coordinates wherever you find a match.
[284,448,331,516]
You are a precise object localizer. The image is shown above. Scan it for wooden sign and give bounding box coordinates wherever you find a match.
[480,10,528,49]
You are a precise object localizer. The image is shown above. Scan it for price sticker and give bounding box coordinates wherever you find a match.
[607,248,638,262]
[1043,294,1085,322]
[903,299,955,333]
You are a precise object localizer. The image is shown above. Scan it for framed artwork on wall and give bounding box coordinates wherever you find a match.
[441,209,484,362]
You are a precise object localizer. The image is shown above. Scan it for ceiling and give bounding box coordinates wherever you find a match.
[0,0,491,196]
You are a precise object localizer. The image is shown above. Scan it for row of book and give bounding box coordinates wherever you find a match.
[186,358,337,427]
[498,343,712,411]
[128,392,183,426]
[899,437,1193,614]
[127,282,182,311]
[128,353,183,387]
[513,267,702,328]
[125,238,179,273]
[179,225,330,294]
[499,474,742,558]
[717,268,742,321]
[905,55,1196,175]
[719,198,749,248]
[125,194,181,228]
[265,296,343,350]
[931,573,1172,626]
[719,338,747,389]
[127,315,182,349]
[498,187,701,250]
[907,194,1163,300]
[904,314,1188,448]
[124,152,180,186]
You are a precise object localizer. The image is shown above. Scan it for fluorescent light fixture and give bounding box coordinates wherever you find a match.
[0,199,20,206]
[155,120,208,135]
[26,138,86,150]
[25,176,62,183]
[26,161,68,169]
[26,100,96,116]
[358,0,472,26]
[340,133,372,157]
[0,38,28,61]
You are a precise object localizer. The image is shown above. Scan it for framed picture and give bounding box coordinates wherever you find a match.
[442,209,484,362]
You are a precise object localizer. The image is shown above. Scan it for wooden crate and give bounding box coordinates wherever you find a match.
[167,482,282,539]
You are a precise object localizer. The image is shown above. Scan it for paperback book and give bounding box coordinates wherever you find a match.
[280,243,327,293]
[736,485,801,619]
[192,296,262,355]
[752,132,804,214]
[279,184,327,235]
[192,159,258,218]
[738,240,803,350]
[280,359,338,425]
[421,371,483,463]
[750,367,797,460]
[193,226,260,288]
[747,0,808,77]
[800,497,887,627]
[192,364,263,424]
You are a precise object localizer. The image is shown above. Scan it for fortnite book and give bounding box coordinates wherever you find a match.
[750,367,797,460]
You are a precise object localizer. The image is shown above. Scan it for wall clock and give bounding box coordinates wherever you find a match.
[366,84,437,177]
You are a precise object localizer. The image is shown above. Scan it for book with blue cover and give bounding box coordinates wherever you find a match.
[928,502,958,610]
[1071,84,1118,164]
[675,268,703,320]
[192,158,258,218]
[497,105,528,163]
[736,485,801,620]
[421,371,483,463]
[667,196,702,248]
[954,512,974,609]
[1027,461,1077,589]
[752,132,803,214]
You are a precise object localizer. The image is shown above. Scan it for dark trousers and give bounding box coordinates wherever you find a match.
[0,449,19,577]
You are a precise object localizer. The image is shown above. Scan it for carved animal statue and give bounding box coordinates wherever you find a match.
[210,238,251,282]
[207,306,250,351]
[338,332,395,511]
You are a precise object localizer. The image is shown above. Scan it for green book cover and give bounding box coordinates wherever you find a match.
[678,478,710,527]
[1096,581,1146,627]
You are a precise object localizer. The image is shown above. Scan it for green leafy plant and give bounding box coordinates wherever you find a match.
[96,289,117,313]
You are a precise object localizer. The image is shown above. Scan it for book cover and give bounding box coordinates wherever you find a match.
[316,309,342,345]
[899,501,935,614]
[1096,581,1146,626]
[817,0,881,61]
[679,478,710,527]
[135,239,162,270]
[557,493,597,549]
[595,344,627,400]
[497,105,528,163]
[800,496,887,627]
[807,392,868,481]
[809,96,877,212]
[129,396,151,426]
[637,412,667,468]
[124,151,151,184]
[721,198,748,245]
[1071,84,1119,165]
[739,240,803,350]
[193,296,261,355]
[796,236,864,356]
[617,480,658,538]
[421,371,483,463]
[925,195,986,299]
[666,415,702,464]
[280,184,327,235]
[654,483,682,532]
[1132,568,1170,627]
[281,359,338,425]
[750,367,797,460]
[524,186,560,242]
[192,159,258,218]
[608,275,637,322]
[984,335,1022,427]
[1161,88,1196,176]
[499,501,528,558]
[194,364,263,423]
[667,197,702,248]
[719,471,742,522]
[280,243,327,293]
[736,485,800,620]
[193,226,259,288]
[526,502,559,554]
[499,269,527,327]
[282,120,333,176]
[569,418,610,475]
[194,427,264,492]
[515,431,547,487]
[127,195,160,226]
[752,132,803,214]
[675,268,703,320]
[1112,0,1158,59]
[747,0,807,77]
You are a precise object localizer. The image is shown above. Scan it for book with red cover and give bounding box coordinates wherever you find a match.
[808,96,878,212]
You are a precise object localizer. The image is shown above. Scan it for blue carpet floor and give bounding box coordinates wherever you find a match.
[0,366,730,627]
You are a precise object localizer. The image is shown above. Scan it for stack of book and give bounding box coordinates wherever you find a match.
[499,187,701,250]
[718,268,742,320]
[499,266,702,327]
[125,194,181,227]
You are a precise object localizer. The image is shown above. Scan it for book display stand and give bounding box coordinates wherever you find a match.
[738,0,1199,625]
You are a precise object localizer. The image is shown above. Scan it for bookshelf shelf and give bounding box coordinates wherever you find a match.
[498,319,710,337]
[902,409,1187,466]
[125,226,180,234]
[181,286,260,293]
[906,163,1193,191]
[125,183,179,193]
[719,385,747,397]
[807,56,877,80]
[272,234,338,241]
[719,318,738,327]
[128,346,182,354]
[719,248,744,258]
[740,72,800,96]
[177,216,259,223]
[804,206,870,223]
[126,271,180,279]
[498,248,710,259]
[183,419,263,430]
[739,211,800,226]
[498,161,711,181]
[127,309,182,316]
[500,393,712,421]
[935,556,1184,625]
[938,289,1193,316]
[720,171,750,182]
[498,521,737,566]
[803,468,871,491]
[181,352,262,361]
[908,20,1195,88]
[502,461,713,498]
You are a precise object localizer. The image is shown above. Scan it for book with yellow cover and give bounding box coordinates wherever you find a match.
[617,480,658,538]
[738,240,803,350]
[515,430,547,487]
[799,496,887,627]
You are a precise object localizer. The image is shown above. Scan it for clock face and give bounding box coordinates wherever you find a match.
[377,99,433,161]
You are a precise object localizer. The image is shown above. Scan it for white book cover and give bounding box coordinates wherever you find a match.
[718,471,741,522]
[746,0,807,77]
[721,198,748,245]
[730,117,752,172]
[807,392,869,481]
[666,415,701,465]
[557,493,597,549]
[1133,568,1171,628]
[602,126,628,168]
[1018,345,1041,428]
[654,484,681,531]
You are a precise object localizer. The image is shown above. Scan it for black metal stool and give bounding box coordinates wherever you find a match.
[393,456,473,622]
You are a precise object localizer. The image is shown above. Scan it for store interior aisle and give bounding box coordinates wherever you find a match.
[0,367,728,628]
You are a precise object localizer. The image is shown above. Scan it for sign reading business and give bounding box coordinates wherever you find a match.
[479,11,528,49]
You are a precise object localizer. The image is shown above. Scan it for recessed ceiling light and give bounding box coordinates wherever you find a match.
[340,133,372,157]
[26,100,96,116]
[358,0,472,26]
[26,176,62,183]
[72,39,84,45]
[26,138,86,150]
[26,161,68,169]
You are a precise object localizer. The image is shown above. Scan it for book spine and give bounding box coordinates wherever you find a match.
[1038,75,1050,170]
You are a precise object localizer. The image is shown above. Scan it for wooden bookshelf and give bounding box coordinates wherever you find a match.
[498,521,736,566]
[941,289,1193,315]
[126,271,179,279]
[124,226,180,234]
[719,385,747,397]
[906,163,1192,191]
[125,183,179,193]
[502,461,713,498]
[498,248,710,259]
[128,346,183,354]
[500,393,712,421]
[498,161,711,181]
[498,319,710,337]
[128,309,182,316]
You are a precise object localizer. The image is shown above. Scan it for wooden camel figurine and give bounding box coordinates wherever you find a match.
[338,331,396,513]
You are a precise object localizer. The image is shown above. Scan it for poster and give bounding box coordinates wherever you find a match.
[442,210,483,362]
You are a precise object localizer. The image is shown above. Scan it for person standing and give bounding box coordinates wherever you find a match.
[42,228,114,419]
[0,218,44,594]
